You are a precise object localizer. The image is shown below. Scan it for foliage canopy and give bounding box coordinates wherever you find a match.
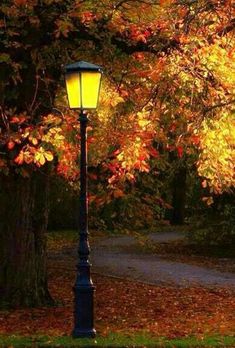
[0,0,234,198]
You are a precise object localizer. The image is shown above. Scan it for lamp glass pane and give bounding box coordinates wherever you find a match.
[81,71,101,109]
[65,72,81,109]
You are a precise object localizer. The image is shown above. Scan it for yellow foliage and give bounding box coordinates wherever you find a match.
[200,42,235,93]
[197,111,235,194]
[34,147,54,167]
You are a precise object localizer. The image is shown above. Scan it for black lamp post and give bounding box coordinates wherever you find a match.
[65,61,103,338]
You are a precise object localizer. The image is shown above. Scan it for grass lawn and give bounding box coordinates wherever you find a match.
[0,333,235,347]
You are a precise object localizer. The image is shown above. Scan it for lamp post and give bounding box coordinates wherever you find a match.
[65,61,103,338]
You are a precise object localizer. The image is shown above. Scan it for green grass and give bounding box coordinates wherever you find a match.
[0,334,234,348]
[46,229,107,250]
[47,229,77,242]
[46,230,77,250]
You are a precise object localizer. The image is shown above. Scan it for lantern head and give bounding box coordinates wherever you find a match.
[65,61,103,110]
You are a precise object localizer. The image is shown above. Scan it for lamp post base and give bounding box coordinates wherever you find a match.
[73,282,96,339]
[72,328,96,338]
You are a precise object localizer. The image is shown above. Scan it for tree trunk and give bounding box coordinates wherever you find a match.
[0,172,53,308]
[170,165,187,225]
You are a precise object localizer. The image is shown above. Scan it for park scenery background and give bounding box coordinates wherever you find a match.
[0,0,234,347]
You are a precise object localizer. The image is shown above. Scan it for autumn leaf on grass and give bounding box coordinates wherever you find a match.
[34,147,54,167]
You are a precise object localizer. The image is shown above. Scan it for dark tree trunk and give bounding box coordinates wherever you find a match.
[170,165,187,225]
[0,172,53,308]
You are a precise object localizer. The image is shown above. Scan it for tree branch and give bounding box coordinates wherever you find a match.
[203,99,235,114]
[217,18,235,37]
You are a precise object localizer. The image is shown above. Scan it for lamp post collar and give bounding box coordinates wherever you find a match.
[79,110,89,123]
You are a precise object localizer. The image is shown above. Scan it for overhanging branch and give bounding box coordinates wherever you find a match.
[203,99,235,114]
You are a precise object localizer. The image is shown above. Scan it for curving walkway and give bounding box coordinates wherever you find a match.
[50,232,235,288]
[90,233,235,287]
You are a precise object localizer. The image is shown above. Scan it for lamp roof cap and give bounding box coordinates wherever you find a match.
[65,60,103,73]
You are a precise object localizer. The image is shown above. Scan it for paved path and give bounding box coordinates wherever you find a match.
[51,232,235,288]
[90,232,235,287]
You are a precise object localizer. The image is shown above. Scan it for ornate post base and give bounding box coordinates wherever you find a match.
[73,284,96,338]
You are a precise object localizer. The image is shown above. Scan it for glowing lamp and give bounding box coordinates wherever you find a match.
[65,61,102,110]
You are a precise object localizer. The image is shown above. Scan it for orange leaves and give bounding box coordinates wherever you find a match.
[149,147,159,158]
[100,107,158,186]
[6,113,67,170]
[43,113,62,126]
[122,23,152,44]
[201,180,207,189]
[132,52,145,61]
[28,135,38,146]
[14,151,24,165]
[7,141,15,150]
[14,146,54,167]
[113,188,125,198]
[202,196,214,206]
[0,158,6,168]
[1,0,234,191]
[13,0,27,6]
[10,115,27,124]
[80,11,96,25]
[2,111,81,178]
[56,140,79,181]
[125,24,152,44]
[159,0,175,6]
[177,146,183,158]
[55,19,74,38]
[191,135,200,146]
